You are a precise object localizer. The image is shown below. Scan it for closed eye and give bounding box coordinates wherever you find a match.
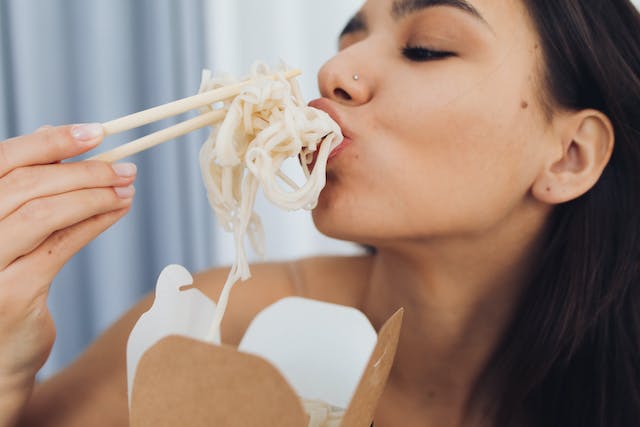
[402,45,455,62]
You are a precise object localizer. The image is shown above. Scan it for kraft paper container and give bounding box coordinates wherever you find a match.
[127,264,403,427]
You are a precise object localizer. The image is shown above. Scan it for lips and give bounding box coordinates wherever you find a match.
[308,98,351,139]
[307,98,352,165]
[327,135,352,160]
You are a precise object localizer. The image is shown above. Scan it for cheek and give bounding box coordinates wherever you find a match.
[377,96,539,231]
[313,109,542,241]
[314,57,546,240]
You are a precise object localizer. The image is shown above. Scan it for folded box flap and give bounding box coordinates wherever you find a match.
[130,335,308,427]
[127,265,405,427]
[238,297,378,409]
[127,264,216,403]
[341,308,404,427]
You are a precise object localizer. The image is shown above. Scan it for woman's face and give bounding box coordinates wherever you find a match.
[311,0,554,244]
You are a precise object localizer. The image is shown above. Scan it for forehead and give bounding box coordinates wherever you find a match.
[359,0,533,38]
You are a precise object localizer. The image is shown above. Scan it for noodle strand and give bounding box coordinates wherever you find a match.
[198,63,343,343]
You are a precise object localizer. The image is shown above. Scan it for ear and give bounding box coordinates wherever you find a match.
[532,109,614,204]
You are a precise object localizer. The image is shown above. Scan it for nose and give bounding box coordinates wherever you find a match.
[317,47,373,106]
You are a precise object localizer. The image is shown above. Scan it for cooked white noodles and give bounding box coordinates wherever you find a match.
[198,62,343,344]
[303,399,345,427]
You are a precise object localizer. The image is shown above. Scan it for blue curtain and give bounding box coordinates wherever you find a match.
[0,0,218,378]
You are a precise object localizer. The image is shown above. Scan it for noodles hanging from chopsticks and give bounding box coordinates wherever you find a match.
[198,62,343,344]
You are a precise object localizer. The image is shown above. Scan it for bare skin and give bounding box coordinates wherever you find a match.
[18,258,371,426]
[7,0,616,426]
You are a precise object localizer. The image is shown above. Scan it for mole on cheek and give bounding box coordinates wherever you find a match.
[521,101,529,109]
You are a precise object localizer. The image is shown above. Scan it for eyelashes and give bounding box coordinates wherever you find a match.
[402,45,455,62]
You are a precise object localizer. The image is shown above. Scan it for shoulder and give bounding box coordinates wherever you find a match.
[193,254,373,345]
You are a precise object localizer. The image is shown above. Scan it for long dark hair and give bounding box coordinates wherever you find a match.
[474,1,640,426]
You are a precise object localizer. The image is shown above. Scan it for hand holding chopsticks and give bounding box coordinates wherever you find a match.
[88,69,301,163]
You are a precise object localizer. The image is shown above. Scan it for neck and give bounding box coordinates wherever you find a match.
[362,203,550,425]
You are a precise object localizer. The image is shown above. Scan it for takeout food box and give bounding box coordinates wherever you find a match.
[126,265,403,427]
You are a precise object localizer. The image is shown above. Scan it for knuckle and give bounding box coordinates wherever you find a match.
[46,229,69,256]
[45,216,101,264]
[82,189,112,212]
[40,127,70,155]
[18,198,51,224]
[97,188,120,207]
[38,127,56,146]
[82,161,114,182]
[5,166,37,191]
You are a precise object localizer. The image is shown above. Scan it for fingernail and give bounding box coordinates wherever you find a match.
[114,185,135,199]
[112,163,137,177]
[71,123,103,144]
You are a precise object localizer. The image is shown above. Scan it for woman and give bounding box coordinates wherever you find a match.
[2,0,639,425]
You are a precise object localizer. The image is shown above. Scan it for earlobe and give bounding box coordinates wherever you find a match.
[532,110,614,205]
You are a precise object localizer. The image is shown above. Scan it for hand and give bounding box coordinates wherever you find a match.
[0,124,136,426]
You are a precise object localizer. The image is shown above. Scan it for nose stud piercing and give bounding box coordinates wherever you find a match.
[353,74,360,81]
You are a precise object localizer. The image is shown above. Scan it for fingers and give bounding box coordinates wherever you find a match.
[0,188,134,270]
[0,161,137,221]
[1,207,131,305]
[0,124,104,178]
[40,207,131,276]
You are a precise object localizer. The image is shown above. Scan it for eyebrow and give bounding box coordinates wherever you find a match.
[339,0,492,39]
[339,12,366,39]
[392,0,488,25]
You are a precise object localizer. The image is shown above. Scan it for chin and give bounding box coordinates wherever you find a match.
[312,172,387,244]
[311,198,376,246]
[312,203,356,242]
[311,202,345,239]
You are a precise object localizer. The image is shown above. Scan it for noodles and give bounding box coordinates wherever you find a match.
[303,399,345,427]
[198,63,344,427]
[198,62,343,344]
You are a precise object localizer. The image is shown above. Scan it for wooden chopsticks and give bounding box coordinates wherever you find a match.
[88,69,301,163]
